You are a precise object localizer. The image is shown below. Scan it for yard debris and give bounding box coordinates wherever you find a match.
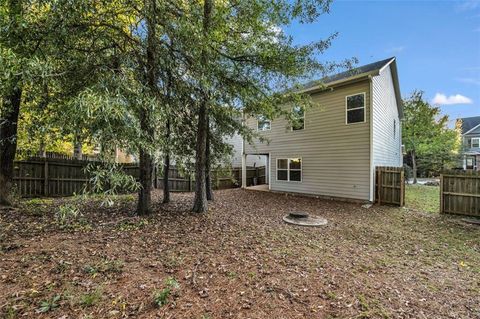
[0,189,478,318]
[361,203,373,209]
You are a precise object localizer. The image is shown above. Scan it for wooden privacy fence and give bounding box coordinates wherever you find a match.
[375,166,405,206]
[154,166,265,192]
[12,158,138,197]
[12,157,266,197]
[440,171,480,217]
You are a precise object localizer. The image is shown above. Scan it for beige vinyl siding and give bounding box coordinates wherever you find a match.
[245,80,371,200]
[372,65,402,167]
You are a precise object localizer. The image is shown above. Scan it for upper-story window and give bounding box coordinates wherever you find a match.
[472,137,480,148]
[346,93,366,124]
[292,105,305,131]
[257,115,271,131]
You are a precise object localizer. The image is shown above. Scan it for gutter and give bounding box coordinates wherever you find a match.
[298,70,380,95]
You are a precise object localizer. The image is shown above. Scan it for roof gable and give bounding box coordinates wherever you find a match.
[324,57,395,84]
[458,116,480,134]
[469,126,480,135]
[299,57,402,118]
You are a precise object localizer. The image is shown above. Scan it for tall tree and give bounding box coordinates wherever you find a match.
[0,0,64,204]
[192,0,213,213]
[0,0,23,204]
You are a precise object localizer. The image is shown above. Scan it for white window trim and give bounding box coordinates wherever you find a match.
[466,155,476,169]
[471,137,480,148]
[291,105,305,131]
[276,158,302,182]
[257,116,271,131]
[345,92,366,125]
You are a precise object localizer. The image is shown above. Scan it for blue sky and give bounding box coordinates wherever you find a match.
[285,0,480,124]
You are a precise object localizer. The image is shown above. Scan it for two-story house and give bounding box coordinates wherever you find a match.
[241,57,403,202]
[458,116,480,171]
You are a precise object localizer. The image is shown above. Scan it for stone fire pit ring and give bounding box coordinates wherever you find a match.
[283,212,328,227]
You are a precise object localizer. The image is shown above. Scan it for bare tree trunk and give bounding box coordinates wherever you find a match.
[137,146,153,215]
[0,83,22,205]
[205,119,214,201]
[192,99,208,213]
[73,134,82,160]
[192,0,213,213]
[38,137,46,157]
[137,0,156,215]
[411,150,417,184]
[163,120,171,203]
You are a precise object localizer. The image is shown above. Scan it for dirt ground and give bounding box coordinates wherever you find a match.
[1,189,479,319]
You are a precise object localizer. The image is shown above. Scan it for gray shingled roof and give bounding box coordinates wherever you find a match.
[458,116,480,134]
[301,57,395,90]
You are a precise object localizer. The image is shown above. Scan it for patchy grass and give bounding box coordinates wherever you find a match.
[406,184,440,213]
[0,189,478,318]
[78,288,103,307]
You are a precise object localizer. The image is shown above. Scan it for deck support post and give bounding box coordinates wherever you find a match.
[241,154,247,188]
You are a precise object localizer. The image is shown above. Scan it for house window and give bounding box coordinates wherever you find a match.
[292,105,305,131]
[257,115,271,131]
[346,93,366,124]
[471,138,480,148]
[466,156,476,169]
[277,158,302,182]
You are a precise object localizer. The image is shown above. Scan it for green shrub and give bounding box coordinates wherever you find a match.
[153,277,180,308]
[55,203,81,227]
[38,294,61,313]
[79,288,103,307]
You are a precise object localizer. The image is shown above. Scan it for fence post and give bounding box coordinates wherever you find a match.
[43,159,49,196]
[439,173,444,214]
[377,167,382,205]
[400,168,405,206]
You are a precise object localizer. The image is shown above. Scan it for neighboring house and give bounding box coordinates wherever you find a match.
[458,116,480,171]
[115,148,137,163]
[242,57,403,202]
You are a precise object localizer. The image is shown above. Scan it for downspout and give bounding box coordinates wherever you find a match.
[241,111,247,188]
[368,75,374,202]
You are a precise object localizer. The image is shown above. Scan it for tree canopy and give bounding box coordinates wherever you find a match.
[1,0,351,213]
[402,90,462,181]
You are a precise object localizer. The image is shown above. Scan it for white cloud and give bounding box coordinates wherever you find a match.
[456,0,480,11]
[385,46,405,54]
[432,93,473,105]
[457,78,480,85]
[462,66,480,71]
